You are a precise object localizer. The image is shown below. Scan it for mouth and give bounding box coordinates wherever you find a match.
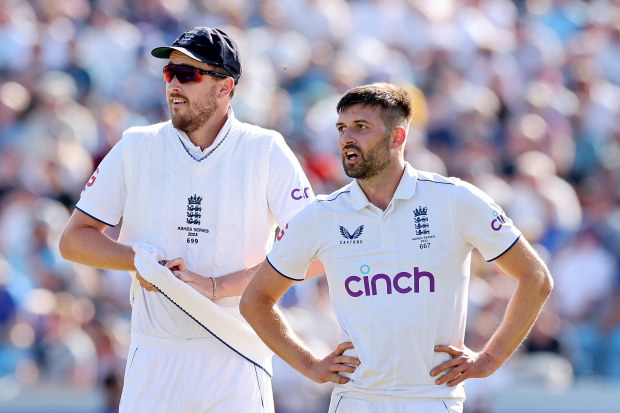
[170,95,188,106]
[342,147,360,163]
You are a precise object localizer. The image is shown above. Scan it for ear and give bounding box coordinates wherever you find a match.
[390,126,407,149]
[217,78,235,98]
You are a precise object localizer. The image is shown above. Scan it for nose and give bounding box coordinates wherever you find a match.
[166,75,183,92]
[338,127,356,148]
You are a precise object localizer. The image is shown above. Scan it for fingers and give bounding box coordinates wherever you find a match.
[430,345,459,379]
[165,257,185,271]
[331,341,360,371]
[431,345,480,387]
[445,371,470,387]
[434,344,460,357]
[329,372,351,384]
[433,362,468,386]
[329,342,360,375]
[334,341,355,355]
[172,270,196,283]
[330,361,357,374]
[310,342,360,384]
[322,365,354,384]
[430,358,459,377]
[334,355,360,367]
[136,274,159,292]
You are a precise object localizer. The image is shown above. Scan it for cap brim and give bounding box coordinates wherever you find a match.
[151,46,219,66]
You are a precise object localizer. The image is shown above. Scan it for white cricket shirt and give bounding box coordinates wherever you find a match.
[77,109,314,339]
[268,163,520,401]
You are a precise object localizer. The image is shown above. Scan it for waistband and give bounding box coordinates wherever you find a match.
[333,390,465,404]
[130,330,226,353]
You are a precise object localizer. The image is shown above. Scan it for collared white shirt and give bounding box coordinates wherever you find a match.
[268,163,520,400]
[77,109,314,339]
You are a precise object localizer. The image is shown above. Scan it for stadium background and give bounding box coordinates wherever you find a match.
[0,0,619,412]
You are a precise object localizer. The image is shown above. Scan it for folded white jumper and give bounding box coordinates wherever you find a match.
[132,244,273,376]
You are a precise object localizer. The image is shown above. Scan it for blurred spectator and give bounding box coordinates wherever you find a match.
[551,227,617,323]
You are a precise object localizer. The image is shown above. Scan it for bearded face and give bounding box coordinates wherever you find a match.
[341,132,391,180]
[169,83,219,134]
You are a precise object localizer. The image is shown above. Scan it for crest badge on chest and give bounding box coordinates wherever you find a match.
[175,194,209,244]
[412,206,435,250]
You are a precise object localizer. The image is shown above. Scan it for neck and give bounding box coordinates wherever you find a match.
[357,160,406,210]
[186,106,230,150]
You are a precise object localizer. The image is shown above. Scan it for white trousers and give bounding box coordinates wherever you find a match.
[120,332,274,413]
[329,393,464,413]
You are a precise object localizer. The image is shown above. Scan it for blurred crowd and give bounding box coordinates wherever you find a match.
[0,0,619,412]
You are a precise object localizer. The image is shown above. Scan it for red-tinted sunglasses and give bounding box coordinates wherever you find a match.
[163,64,229,83]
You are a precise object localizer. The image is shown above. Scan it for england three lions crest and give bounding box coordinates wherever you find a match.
[187,194,202,225]
[413,206,435,248]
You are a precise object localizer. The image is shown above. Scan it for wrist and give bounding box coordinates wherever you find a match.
[210,276,217,302]
[480,347,505,371]
[301,354,321,380]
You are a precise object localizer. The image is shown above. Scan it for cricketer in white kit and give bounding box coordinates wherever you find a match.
[266,165,517,411]
[60,26,315,413]
[77,110,313,412]
[240,82,553,413]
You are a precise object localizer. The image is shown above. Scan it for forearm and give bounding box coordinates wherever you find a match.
[215,263,262,299]
[59,225,135,271]
[482,269,553,366]
[241,293,318,379]
[217,260,321,299]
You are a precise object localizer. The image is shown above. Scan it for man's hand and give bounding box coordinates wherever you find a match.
[430,345,499,387]
[136,259,172,293]
[136,273,159,292]
[165,257,215,301]
[307,341,360,384]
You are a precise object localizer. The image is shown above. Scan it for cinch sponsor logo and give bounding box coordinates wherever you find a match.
[291,186,311,200]
[344,264,435,297]
[491,211,507,231]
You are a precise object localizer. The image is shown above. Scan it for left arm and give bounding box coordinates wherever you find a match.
[160,258,325,301]
[431,237,553,386]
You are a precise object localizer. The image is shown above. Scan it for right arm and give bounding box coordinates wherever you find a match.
[166,258,325,301]
[59,209,136,271]
[240,260,358,384]
[60,135,135,271]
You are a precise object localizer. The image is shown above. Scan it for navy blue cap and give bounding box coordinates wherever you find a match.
[151,27,242,84]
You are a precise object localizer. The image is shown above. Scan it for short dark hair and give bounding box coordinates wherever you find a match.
[336,83,413,132]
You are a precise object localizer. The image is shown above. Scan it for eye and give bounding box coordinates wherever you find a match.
[337,125,346,133]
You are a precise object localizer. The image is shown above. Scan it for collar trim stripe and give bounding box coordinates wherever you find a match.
[177,126,232,162]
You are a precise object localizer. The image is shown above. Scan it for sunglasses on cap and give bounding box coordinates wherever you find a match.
[163,64,230,84]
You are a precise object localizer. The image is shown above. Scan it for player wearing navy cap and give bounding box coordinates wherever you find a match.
[60,27,315,413]
[241,83,553,413]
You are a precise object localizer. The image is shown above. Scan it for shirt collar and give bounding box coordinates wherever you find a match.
[350,162,419,211]
[176,107,235,159]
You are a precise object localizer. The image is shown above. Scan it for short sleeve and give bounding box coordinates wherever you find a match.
[75,139,127,226]
[267,202,320,281]
[455,180,521,262]
[266,134,315,228]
